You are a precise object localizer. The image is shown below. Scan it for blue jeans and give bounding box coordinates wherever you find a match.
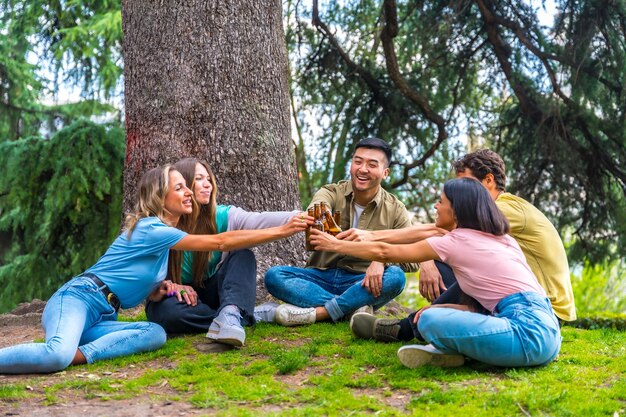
[146,249,257,333]
[418,291,561,367]
[0,276,166,374]
[264,265,406,322]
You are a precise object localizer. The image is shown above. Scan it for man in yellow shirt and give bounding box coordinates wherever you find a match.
[452,149,576,321]
[350,149,575,343]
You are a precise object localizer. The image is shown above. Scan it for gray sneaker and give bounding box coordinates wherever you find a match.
[350,312,401,342]
[397,344,465,368]
[275,303,316,326]
[254,302,279,323]
[206,311,245,347]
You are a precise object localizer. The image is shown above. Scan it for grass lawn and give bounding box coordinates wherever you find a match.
[0,313,624,416]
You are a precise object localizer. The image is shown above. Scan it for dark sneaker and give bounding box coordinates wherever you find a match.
[275,304,316,326]
[206,311,246,347]
[350,312,401,342]
[347,305,374,321]
[397,344,465,368]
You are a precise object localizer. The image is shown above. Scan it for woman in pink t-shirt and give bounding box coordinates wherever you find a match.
[310,177,561,368]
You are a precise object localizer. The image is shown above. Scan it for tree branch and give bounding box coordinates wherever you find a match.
[380,0,449,188]
[474,0,626,193]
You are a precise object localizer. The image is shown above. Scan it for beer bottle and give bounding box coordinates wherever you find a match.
[313,204,325,233]
[319,202,330,231]
[305,207,315,251]
[324,209,341,236]
[333,210,341,232]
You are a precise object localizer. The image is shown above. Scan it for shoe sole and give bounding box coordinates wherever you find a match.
[206,328,245,347]
[397,346,464,368]
[208,336,244,347]
[275,318,314,327]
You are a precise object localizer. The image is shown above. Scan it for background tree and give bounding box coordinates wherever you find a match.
[1,0,623,312]
[0,0,122,141]
[122,1,304,295]
[287,0,625,262]
[0,0,124,312]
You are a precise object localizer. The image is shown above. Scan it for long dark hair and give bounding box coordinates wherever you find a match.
[443,177,509,236]
[167,158,218,287]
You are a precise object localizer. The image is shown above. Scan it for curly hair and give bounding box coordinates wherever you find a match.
[452,149,506,192]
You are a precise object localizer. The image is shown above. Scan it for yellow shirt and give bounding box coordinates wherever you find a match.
[496,193,576,321]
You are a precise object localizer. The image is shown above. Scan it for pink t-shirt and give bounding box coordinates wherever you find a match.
[426,228,545,312]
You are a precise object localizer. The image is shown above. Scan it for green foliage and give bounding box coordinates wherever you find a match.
[0,119,124,312]
[2,0,122,98]
[286,0,470,216]
[286,0,626,264]
[570,259,626,316]
[0,0,122,142]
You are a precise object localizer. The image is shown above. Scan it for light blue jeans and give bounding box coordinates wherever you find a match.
[264,265,406,322]
[0,276,166,374]
[418,291,561,367]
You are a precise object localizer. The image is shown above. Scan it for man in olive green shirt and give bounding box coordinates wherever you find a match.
[264,138,418,326]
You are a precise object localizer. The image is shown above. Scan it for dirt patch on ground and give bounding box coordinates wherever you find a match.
[0,397,205,417]
[0,300,415,416]
[0,301,180,416]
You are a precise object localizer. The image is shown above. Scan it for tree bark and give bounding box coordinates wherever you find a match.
[122,1,304,298]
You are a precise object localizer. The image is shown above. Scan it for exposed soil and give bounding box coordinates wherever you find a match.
[0,301,203,416]
[0,300,413,416]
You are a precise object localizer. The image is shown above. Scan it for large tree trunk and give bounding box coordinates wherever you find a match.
[122,1,305,298]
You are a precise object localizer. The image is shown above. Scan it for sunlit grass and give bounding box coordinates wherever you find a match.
[1,304,625,416]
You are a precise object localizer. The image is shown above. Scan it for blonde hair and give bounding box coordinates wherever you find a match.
[124,165,177,236]
[167,158,218,287]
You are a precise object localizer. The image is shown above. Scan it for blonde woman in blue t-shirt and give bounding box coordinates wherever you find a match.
[0,165,310,374]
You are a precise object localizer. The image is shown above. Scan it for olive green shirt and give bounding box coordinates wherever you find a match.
[307,180,418,273]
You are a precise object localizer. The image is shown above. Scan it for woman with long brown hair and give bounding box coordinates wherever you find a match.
[146,158,302,347]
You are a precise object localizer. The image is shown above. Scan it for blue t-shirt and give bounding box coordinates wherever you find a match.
[85,217,187,308]
[181,205,230,283]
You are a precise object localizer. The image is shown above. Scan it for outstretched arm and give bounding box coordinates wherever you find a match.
[309,228,439,264]
[172,212,312,252]
[337,223,447,244]
[227,207,299,230]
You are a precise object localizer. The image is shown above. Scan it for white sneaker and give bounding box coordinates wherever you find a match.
[397,344,465,368]
[275,303,316,326]
[206,311,246,347]
[254,302,279,323]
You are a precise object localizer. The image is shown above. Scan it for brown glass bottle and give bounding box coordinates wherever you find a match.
[324,209,342,236]
[306,204,324,251]
[319,202,330,231]
[305,207,315,251]
[333,211,341,232]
